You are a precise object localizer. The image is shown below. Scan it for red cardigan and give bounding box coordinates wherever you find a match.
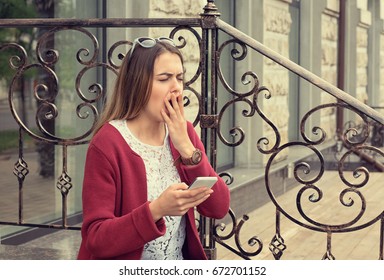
[77,122,230,260]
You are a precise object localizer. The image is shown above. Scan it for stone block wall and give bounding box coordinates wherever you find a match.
[321,5,339,140]
[263,0,292,162]
[356,25,369,104]
[356,0,371,105]
[352,1,371,130]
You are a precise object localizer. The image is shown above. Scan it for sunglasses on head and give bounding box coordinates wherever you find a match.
[127,37,176,63]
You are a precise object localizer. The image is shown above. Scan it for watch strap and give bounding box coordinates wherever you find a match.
[173,149,202,166]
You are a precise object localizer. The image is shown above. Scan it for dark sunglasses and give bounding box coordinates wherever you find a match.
[127,37,176,63]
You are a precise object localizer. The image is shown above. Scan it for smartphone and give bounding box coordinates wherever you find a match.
[188,176,218,190]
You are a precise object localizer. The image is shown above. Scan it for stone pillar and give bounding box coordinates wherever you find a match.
[262,0,292,163]
[367,0,384,108]
[234,0,265,168]
[321,1,339,140]
[343,0,371,122]
[299,0,326,141]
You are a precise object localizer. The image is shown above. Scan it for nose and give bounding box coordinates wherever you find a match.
[170,77,182,94]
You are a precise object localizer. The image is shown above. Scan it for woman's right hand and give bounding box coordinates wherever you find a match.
[149,183,213,221]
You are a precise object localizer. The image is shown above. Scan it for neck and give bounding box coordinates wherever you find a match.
[127,118,166,146]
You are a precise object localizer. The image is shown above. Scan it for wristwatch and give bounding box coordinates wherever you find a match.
[181,149,202,165]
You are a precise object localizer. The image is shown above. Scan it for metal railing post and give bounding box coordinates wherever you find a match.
[199,0,220,260]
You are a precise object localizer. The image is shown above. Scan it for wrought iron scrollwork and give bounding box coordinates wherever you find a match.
[2,7,383,260]
[211,38,284,259]
[13,157,29,181]
[214,209,263,259]
[169,26,202,127]
[265,102,384,259]
[215,39,280,151]
[2,27,108,145]
[0,23,207,231]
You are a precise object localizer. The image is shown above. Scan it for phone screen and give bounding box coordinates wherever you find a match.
[188,176,218,189]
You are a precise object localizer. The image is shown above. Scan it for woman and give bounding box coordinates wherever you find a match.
[77,37,230,260]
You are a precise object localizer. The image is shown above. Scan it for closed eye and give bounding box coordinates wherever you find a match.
[157,73,184,82]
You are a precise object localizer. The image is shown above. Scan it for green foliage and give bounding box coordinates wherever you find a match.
[0,129,34,152]
[0,0,38,83]
[0,0,37,18]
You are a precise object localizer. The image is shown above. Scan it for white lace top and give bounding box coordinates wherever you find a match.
[109,120,186,260]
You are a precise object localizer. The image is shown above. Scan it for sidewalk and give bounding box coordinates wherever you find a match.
[0,149,82,260]
[0,229,81,260]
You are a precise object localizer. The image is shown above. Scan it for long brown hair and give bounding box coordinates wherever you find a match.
[92,39,184,136]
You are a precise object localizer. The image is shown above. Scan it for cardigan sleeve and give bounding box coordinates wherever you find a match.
[81,142,166,259]
[177,122,230,220]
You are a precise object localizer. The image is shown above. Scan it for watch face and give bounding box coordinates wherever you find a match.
[192,149,202,164]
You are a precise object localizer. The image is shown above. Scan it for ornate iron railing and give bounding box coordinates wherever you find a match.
[0,0,383,260]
